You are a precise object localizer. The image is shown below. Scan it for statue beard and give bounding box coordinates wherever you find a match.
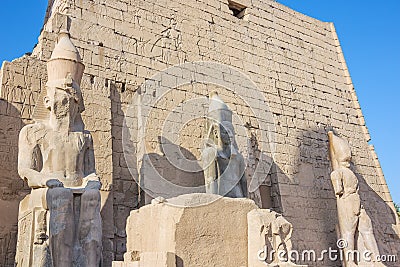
[53,99,78,122]
[53,101,69,119]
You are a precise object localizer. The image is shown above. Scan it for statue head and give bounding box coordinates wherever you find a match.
[33,30,85,124]
[207,92,236,148]
[328,131,351,169]
[208,92,232,124]
[220,121,235,146]
[44,75,84,121]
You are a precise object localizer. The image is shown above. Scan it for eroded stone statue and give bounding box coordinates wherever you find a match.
[248,209,305,267]
[202,92,247,198]
[15,31,102,267]
[328,131,384,267]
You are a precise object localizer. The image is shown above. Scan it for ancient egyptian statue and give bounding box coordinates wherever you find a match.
[328,131,384,267]
[15,31,102,267]
[201,92,247,198]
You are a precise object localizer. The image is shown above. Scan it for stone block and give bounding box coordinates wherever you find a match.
[125,193,258,267]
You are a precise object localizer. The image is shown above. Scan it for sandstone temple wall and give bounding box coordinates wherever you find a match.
[0,0,398,266]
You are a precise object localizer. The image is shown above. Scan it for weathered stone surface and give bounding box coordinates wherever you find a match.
[118,252,175,267]
[124,193,258,267]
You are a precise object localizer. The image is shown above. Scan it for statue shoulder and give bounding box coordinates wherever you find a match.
[201,146,216,160]
[19,122,46,144]
[20,122,45,133]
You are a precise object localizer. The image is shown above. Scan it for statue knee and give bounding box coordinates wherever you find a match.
[46,187,73,210]
[48,187,73,200]
[81,189,101,208]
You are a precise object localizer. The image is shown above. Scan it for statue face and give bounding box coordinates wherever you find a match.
[220,126,230,145]
[45,86,80,120]
[220,123,234,146]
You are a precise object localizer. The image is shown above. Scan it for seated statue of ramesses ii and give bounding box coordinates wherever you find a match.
[16,31,102,267]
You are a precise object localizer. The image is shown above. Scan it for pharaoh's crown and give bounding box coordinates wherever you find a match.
[33,30,85,121]
[208,92,233,124]
[46,30,84,87]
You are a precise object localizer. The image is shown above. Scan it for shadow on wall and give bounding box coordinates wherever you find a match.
[247,131,283,212]
[353,166,399,265]
[110,82,140,261]
[141,131,285,209]
[294,126,341,266]
[141,135,205,204]
[250,134,334,265]
[0,99,29,267]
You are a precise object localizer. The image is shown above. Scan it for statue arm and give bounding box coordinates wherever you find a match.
[330,171,344,197]
[84,133,97,177]
[202,147,218,193]
[18,126,46,188]
[328,131,339,171]
[240,157,248,197]
[83,133,101,190]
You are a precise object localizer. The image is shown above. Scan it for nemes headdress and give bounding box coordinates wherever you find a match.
[33,30,85,121]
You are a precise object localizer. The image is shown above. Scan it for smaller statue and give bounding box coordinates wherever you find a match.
[270,214,293,263]
[248,209,305,266]
[202,92,247,198]
[328,131,385,267]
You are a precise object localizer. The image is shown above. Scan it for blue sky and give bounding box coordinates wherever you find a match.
[0,1,398,203]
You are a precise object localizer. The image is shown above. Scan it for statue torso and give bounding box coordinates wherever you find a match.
[25,122,91,187]
[337,167,359,196]
[216,150,245,197]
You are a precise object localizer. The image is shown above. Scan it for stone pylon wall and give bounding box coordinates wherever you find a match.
[0,0,398,266]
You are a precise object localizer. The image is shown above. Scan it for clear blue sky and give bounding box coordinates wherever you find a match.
[0,1,398,203]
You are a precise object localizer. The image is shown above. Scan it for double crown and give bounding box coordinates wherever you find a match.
[33,30,86,121]
[46,30,85,89]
